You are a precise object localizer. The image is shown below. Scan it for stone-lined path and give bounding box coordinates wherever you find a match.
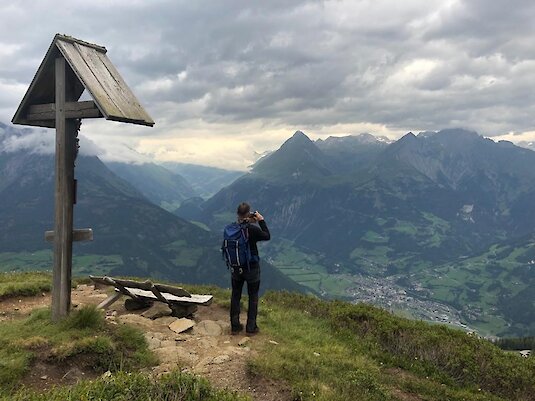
[0,284,291,401]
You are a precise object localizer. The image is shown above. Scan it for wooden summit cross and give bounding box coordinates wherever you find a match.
[12,34,154,321]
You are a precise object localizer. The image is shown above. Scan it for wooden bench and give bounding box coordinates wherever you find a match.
[89,275,213,317]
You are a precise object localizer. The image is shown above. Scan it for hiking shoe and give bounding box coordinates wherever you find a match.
[231,324,244,334]
[246,326,260,336]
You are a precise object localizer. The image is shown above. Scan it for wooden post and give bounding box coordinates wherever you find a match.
[11,35,155,322]
[51,57,77,321]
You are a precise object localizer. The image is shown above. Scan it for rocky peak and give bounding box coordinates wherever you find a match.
[285,130,314,146]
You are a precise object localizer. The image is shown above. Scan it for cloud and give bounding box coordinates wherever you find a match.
[1,128,54,154]
[1,0,535,168]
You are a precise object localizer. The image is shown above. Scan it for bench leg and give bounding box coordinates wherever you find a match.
[97,292,122,310]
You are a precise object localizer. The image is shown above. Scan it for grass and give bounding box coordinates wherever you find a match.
[0,305,156,394]
[267,240,352,297]
[251,292,535,401]
[0,252,123,276]
[4,370,249,401]
[1,272,534,400]
[0,271,52,299]
[0,271,91,299]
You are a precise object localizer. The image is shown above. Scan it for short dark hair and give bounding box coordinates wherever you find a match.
[237,202,251,218]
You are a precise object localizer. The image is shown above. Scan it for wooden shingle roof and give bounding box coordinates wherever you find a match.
[12,34,154,128]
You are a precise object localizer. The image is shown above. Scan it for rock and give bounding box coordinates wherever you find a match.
[170,304,198,318]
[146,331,166,340]
[154,346,181,364]
[192,320,222,336]
[229,346,247,356]
[117,314,153,330]
[169,318,195,334]
[40,375,47,380]
[144,334,161,350]
[154,346,198,366]
[142,303,172,319]
[215,320,231,331]
[194,356,214,373]
[177,347,199,365]
[211,354,230,364]
[155,316,178,326]
[197,337,218,348]
[238,337,250,347]
[124,298,153,311]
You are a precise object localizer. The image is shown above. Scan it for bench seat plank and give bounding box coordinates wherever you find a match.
[122,287,213,306]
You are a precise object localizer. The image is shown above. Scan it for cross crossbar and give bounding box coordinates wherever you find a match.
[45,228,93,242]
[27,101,102,121]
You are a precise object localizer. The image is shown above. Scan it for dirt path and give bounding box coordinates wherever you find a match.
[0,285,292,401]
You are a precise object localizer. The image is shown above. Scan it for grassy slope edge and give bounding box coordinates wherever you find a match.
[1,272,534,401]
[251,292,535,401]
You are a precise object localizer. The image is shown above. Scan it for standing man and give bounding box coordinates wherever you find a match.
[222,202,270,335]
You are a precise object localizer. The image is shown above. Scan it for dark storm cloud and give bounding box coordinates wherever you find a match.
[1,0,535,157]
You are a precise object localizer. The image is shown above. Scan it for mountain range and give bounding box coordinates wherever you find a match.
[178,129,535,336]
[2,120,535,336]
[0,123,301,294]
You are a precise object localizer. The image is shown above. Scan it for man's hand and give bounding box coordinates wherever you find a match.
[254,211,264,221]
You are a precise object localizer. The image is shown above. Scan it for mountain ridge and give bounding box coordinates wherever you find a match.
[186,128,535,336]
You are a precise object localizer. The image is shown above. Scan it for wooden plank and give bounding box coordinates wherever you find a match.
[55,34,107,53]
[16,119,55,128]
[52,57,77,321]
[27,108,101,121]
[127,288,213,305]
[55,40,123,119]
[45,228,93,242]
[96,51,154,125]
[73,43,145,122]
[96,292,122,309]
[154,283,191,298]
[29,100,97,114]
[114,278,153,291]
[150,286,170,304]
[12,39,60,126]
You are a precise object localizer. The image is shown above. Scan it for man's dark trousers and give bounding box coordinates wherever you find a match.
[230,265,260,332]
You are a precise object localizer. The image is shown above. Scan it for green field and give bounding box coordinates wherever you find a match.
[0,252,123,276]
[267,240,352,297]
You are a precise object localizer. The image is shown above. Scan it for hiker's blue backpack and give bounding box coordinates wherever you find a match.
[222,222,253,269]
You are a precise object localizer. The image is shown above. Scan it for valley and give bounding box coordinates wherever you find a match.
[1,123,534,337]
[181,129,535,337]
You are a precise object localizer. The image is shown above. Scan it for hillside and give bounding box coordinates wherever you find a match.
[0,272,534,401]
[181,129,535,336]
[162,162,243,198]
[106,161,197,212]
[0,128,303,294]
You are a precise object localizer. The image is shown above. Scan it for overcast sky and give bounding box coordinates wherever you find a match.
[1,0,535,169]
